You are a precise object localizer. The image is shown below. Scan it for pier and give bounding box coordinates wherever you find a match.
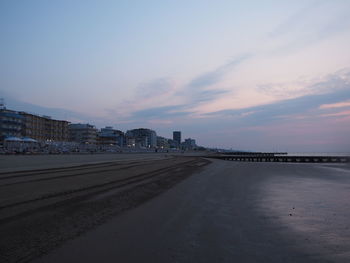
[209,153,350,163]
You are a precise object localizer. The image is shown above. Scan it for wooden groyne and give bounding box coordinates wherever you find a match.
[208,154,350,163]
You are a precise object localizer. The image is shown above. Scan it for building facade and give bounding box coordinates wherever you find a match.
[69,123,97,144]
[156,136,170,149]
[0,108,24,141]
[173,131,181,148]
[126,128,157,148]
[97,126,124,146]
[167,139,178,149]
[20,112,69,142]
[183,138,196,150]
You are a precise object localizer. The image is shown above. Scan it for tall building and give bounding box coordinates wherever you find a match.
[68,123,97,144]
[0,108,24,141]
[19,112,69,142]
[126,128,157,148]
[173,131,181,146]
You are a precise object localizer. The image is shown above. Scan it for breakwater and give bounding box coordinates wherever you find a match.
[209,154,350,163]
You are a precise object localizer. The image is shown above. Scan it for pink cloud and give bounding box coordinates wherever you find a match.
[321,110,350,117]
[319,100,350,109]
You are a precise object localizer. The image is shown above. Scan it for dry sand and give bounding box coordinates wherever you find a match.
[0,153,174,173]
[0,154,209,263]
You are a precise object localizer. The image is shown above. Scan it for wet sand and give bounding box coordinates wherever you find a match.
[31,159,350,263]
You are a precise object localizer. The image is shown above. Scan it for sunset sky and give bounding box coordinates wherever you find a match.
[1,0,350,152]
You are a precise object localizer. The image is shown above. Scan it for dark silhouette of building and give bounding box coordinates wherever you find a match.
[182,138,196,150]
[157,136,169,149]
[126,128,157,148]
[173,131,181,147]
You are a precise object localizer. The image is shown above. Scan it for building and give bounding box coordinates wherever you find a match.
[0,108,24,141]
[68,123,97,144]
[97,126,124,146]
[167,139,178,149]
[19,112,69,142]
[156,136,169,149]
[173,131,181,148]
[126,137,136,147]
[126,128,157,148]
[182,138,196,150]
[0,102,69,142]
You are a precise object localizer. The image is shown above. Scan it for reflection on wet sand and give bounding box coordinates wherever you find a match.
[259,164,350,262]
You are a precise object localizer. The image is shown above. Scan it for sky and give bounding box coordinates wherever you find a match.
[1,0,350,152]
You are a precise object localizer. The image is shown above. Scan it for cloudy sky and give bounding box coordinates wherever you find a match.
[1,0,350,152]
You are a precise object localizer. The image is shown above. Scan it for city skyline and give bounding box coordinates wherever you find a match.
[1,1,350,152]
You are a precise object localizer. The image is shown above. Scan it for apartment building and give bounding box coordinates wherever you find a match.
[0,108,24,140]
[69,123,97,144]
[20,112,69,142]
[126,128,157,148]
[97,126,124,146]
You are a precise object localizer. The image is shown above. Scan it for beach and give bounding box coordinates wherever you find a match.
[0,152,194,173]
[1,155,350,262]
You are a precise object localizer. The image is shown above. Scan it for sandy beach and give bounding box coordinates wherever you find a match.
[1,155,350,262]
[0,153,188,173]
